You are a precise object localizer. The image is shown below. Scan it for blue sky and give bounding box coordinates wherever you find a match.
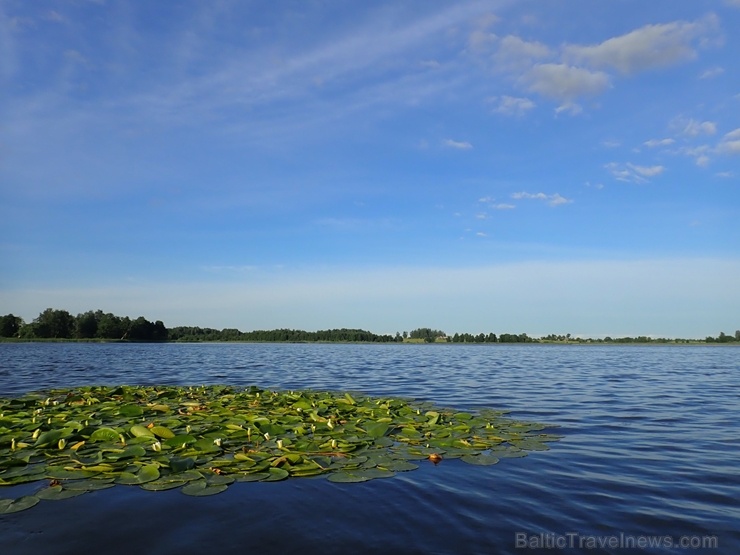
[1,0,738,338]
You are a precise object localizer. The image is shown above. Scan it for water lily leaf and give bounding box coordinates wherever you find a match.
[207,474,235,486]
[130,425,154,438]
[115,464,160,484]
[327,471,372,483]
[169,457,196,473]
[63,480,116,492]
[0,495,40,514]
[460,454,500,466]
[261,467,289,482]
[36,485,87,500]
[425,411,440,426]
[378,460,419,472]
[34,429,64,447]
[119,405,143,417]
[164,435,196,448]
[235,472,270,482]
[140,480,186,491]
[181,480,228,496]
[510,439,549,451]
[363,421,390,439]
[90,428,120,442]
[150,426,175,439]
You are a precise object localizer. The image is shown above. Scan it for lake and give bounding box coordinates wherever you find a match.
[0,342,738,554]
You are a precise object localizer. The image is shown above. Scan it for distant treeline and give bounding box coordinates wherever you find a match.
[0,309,737,344]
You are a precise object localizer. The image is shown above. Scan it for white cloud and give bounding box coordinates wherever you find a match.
[524,64,611,101]
[480,197,516,210]
[644,138,675,148]
[444,139,473,149]
[555,102,583,116]
[511,191,573,206]
[605,162,664,183]
[43,11,66,23]
[723,128,740,141]
[493,35,552,71]
[563,15,719,75]
[715,171,734,178]
[676,144,712,166]
[671,117,717,137]
[601,140,621,148]
[491,95,536,116]
[698,66,724,79]
[718,139,740,155]
[627,163,665,177]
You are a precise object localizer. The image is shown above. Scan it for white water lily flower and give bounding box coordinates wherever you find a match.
[263,432,270,441]
[213,438,222,447]
[152,441,162,452]
[276,439,284,449]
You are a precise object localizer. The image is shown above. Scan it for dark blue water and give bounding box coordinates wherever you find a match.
[0,343,738,554]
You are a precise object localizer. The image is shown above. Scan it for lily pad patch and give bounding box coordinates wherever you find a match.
[0,385,560,512]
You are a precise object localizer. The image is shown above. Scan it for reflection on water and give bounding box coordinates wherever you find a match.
[1,343,739,554]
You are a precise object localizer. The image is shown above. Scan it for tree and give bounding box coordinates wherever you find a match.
[32,308,75,338]
[75,311,98,339]
[96,313,127,339]
[0,314,24,337]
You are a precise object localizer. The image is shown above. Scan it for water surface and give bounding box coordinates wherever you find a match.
[0,343,737,554]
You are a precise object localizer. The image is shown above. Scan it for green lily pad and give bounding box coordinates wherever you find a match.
[63,480,116,492]
[35,485,87,500]
[460,454,500,466]
[115,464,160,485]
[181,480,228,496]
[140,480,187,491]
[150,426,175,439]
[90,428,121,442]
[119,405,144,417]
[130,425,154,438]
[0,495,40,514]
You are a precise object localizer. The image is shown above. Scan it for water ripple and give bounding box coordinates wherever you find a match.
[1,343,738,555]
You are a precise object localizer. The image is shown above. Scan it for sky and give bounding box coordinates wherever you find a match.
[0,0,739,339]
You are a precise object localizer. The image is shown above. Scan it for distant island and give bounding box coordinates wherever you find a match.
[0,309,737,345]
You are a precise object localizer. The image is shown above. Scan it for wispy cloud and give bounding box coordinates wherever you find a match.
[490,95,536,116]
[605,162,665,183]
[671,116,717,137]
[511,192,573,206]
[563,15,720,74]
[717,128,740,155]
[444,139,473,149]
[699,66,725,79]
[524,63,611,100]
[644,138,675,148]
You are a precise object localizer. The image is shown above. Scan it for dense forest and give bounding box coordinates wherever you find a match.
[0,309,737,344]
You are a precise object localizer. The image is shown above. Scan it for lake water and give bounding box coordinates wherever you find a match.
[0,342,738,554]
